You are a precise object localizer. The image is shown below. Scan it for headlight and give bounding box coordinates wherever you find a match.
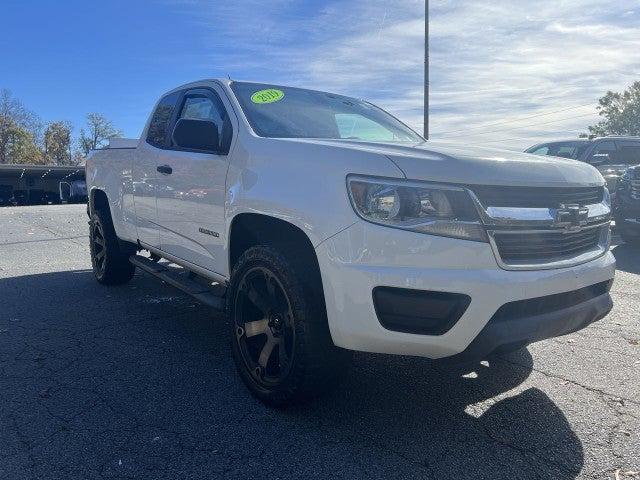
[347,175,487,242]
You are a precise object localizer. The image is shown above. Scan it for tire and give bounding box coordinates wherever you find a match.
[228,245,348,407]
[89,206,135,285]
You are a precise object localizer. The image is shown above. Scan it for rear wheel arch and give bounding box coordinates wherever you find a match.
[89,188,137,254]
[89,188,110,216]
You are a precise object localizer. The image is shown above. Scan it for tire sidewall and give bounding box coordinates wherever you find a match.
[89,207,135,285]
[228,246,315,405]
[89,210,108,282]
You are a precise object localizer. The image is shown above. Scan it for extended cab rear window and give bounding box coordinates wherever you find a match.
[146,91,180,147]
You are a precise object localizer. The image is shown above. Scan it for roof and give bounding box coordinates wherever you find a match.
[599,135,640,140]
[531,136,640,146]
[0,164,85,180]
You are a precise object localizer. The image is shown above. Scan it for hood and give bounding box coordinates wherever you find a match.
[284,138,605,188]
[597,164,629,177]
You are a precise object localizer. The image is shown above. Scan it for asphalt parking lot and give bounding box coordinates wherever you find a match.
[0,204,638,480]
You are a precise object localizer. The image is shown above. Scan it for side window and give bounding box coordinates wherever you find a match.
[174,91,232,154]
[530,146,550,156]
[554,145,576,159]
[588,141,617,164]
[615,142,640,165]
[146,92,180,147]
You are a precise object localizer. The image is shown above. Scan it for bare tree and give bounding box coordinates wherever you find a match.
[78,113,122,155]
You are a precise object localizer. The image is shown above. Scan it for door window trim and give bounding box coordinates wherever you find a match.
[167,87,232,156]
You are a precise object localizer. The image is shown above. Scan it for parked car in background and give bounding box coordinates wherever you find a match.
[59,179,88,204]
[615,165,640,246]
[525,136,640,193]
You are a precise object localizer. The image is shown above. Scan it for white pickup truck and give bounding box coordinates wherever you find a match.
[86,79,615,406]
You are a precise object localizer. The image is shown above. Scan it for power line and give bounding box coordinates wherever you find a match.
[446,111,597,138]
[433,103,595,136]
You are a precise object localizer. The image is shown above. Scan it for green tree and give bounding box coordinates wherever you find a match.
[78,113,122,155]
[3,120,43,164]
[587,81,640,137]
[0,89,42,164]
[44,121,73,165]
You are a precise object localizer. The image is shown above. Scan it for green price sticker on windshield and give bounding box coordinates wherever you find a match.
[251,89,284,104]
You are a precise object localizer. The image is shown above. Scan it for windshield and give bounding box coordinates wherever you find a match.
[230,82,423,143]
[525,141,590,159]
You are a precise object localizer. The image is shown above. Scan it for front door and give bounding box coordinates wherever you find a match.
[155,86,234,276]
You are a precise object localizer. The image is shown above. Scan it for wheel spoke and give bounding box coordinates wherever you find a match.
[245,282,271,314]
[258,336,277,368]
[244,319,269,338]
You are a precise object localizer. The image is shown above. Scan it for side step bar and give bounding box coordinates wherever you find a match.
[130,255,226,311]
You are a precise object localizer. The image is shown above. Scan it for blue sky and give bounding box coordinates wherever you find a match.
[1,0,639,149]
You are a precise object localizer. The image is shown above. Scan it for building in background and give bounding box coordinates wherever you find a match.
[0,164,86,206]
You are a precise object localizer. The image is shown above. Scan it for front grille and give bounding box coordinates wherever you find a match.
[471,186,604,208]
[493,227,603,263]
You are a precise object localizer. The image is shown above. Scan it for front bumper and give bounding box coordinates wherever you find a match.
[447,281,612,362]
[316,221,616,359]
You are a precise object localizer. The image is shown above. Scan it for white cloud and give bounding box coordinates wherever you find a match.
[176,0,640,150]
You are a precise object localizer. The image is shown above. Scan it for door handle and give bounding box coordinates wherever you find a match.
[157,165,173,175]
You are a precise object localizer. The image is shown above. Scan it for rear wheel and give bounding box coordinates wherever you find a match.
[229,246,347,407]
[89,207,135,285]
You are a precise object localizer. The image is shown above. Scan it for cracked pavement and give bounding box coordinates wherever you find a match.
[0,204,638,480]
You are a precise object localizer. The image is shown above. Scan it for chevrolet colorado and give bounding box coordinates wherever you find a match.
[86,79,616,406]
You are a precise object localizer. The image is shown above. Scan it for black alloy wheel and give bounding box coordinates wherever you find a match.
[89,207,135,285]
[233,266,295,387]
[228,246,348,406]
[90,216,107,277]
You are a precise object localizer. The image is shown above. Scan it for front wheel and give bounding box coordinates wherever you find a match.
[229,246,347,407]
[89,207,135,285]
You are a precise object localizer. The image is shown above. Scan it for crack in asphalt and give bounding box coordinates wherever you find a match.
[1,205,638,480]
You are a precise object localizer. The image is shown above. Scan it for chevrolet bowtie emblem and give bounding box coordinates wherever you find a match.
[555,204,589,231]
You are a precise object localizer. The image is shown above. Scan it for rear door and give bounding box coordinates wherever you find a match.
[615,140,640,168]
[133,91,181,248]
[154,86,234,275]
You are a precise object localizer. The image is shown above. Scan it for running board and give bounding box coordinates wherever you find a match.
[130,255,225,311]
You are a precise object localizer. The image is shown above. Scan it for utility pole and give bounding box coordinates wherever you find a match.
[424,0,429,140]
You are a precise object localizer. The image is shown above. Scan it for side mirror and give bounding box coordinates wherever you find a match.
[172,118,220,152]
[589,153,610,166]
